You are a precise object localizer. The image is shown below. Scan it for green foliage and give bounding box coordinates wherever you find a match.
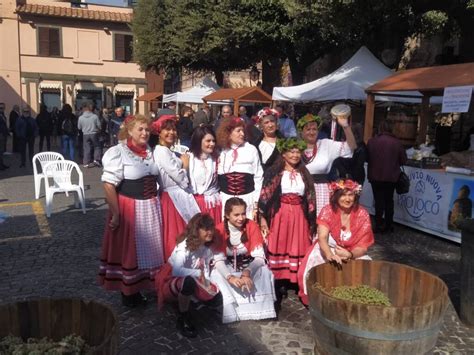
[132,0,474,86]
[0,334,91,354]
[421,10,450,36]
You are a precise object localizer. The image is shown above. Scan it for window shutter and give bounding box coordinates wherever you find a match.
[38,27,50,56]
[49,28,60,56]
[115,34,125,61]
[124,35,133,62]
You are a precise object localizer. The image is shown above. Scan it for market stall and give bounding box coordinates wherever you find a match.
[163,77,219,104]
[136,91,163,113]
[363,62,474,243]
[272,46,431,103]
[202,86,272,115]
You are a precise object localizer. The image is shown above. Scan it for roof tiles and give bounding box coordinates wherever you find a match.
[16,4,132,23]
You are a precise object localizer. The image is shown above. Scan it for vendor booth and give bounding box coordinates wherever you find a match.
[363,62,474,243]
[163,77,219,104]
[203,87,272,115]
[272,46,431,103]
[136,91,163,113]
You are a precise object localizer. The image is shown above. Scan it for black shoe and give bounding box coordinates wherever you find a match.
[121,293,138,308]
[177,313,197,338]
[134,292,148,305]
[19,164,25,168]
[0,165,8,170]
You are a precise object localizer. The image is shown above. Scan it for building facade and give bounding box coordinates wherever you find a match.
[0,0,154,115]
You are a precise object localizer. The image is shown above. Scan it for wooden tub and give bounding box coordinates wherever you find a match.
[307,260,449,355]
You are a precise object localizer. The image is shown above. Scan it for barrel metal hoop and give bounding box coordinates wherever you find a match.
[309,307,442,341]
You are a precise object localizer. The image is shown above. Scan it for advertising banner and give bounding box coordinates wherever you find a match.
[360,166,474,243]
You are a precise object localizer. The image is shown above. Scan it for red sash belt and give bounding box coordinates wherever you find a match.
[280,193,302,205]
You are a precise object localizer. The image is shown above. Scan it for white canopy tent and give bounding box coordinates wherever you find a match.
[272,46,441,103]
[163,77,220,104]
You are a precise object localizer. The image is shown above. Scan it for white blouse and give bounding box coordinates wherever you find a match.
[281,170,305,196]
[305,138,352,175]
[218,142,263,199]
[258,140,276,164]
[168,240,214,279]
[153,145,189,190]
[188,153,218,195]
[101,143,159,186]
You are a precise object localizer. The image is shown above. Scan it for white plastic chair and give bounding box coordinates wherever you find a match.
[33,152,64,199]
[43,160,86,218]
[171,144,189,154]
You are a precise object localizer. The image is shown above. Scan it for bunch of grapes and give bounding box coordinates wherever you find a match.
[313,283,391,306]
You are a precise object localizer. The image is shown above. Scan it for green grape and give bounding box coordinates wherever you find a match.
[313,283,391,306]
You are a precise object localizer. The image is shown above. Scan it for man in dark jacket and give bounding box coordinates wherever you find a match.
[108,106,125,146]
[0,103,9,170]
[9,105,20,153]
[36,104,53,152]
[16,107,39,167]
[367,120,407,233]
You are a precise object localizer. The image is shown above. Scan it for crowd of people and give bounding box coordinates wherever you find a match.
[0,99,406,338]
[94,102,406,338]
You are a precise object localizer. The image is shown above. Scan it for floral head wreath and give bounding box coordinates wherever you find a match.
[328,179,362,195]
[151,114,176,135]
[276,138,307,153]
[257,107,280,121]
[296,113,322,131]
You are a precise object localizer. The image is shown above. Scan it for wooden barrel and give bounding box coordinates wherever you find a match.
[307,260,449,355]
[387,112,419,147]
[0,298,118,355]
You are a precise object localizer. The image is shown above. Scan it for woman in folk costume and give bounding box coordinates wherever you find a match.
[187,125,222,223]
[210,197,276,323]
[299,104,357,216]
[99,114,164,307]
[155,213,220,338]
[254,107,282,171]
[258,138,316,303]
[298,179,374,305]
[153,115,200,260]
[216,116,263,219]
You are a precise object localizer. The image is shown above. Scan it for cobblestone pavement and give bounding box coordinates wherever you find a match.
[0,150,473,354]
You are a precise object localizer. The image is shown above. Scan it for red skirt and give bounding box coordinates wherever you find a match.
[155,263,219,310]
[267,201,312,283]
[98,194,159,295]
[194,194,222,223]
[161,191,186,261]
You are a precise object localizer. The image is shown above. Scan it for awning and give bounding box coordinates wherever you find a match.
[75,82,103,92]
[114,85,136,95]
[136,92,162,101]
[39,81,62,91]
[203,87,272,103]
[367,62,474,93]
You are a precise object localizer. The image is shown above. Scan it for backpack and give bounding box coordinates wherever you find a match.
[62,117,74,136]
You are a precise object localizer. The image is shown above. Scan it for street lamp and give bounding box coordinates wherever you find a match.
[249,65,260,85]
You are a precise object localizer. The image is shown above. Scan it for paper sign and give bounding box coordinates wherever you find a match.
[442,86,472,113]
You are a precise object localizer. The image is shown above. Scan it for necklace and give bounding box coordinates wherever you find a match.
[303,141,318,164]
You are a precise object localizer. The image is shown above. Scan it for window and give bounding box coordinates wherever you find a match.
[38,27,61,56]
[114,33,133,62]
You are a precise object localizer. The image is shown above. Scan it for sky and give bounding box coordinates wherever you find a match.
[88,0,127,7]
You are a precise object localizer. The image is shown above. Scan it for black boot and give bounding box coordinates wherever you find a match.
[177,312,197,338]
[121,292,138,307]
[134,292,148,305]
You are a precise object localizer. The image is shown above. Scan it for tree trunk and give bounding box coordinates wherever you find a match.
[262,57,283,94]
[287,55,305,85]
[214,70,224,87]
